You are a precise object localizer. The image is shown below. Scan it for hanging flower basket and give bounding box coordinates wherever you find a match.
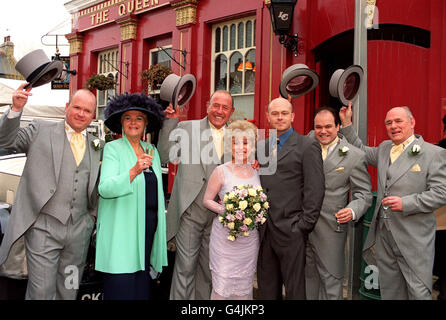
[86,74,116,91]
[141,64,173,90]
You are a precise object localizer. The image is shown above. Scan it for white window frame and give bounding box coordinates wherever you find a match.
[211,16,256,96]
[97,48,118,119]
[148,45,172,94]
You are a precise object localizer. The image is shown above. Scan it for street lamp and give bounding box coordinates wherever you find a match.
[268,0,299,56]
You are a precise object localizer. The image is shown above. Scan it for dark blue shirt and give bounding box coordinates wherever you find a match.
[277,128,294,152]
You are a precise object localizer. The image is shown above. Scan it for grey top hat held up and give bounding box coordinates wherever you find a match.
[160,73,197,110]
[279,63,319,99]
[15,49,63,89]
[329,65,363,105]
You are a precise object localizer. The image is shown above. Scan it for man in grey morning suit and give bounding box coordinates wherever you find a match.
[340,102,446,299]
[0,84,102,300]
[158,90,234,300]
[257,97,325,299]
[305,107,372,300]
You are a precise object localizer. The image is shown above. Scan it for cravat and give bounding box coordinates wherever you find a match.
[321,144,328,160]
[390,143,404,163]
[70,132,86,166]
[321,137,339,161]
[215,128,224,159]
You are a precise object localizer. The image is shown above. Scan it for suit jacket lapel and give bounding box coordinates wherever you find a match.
[199,117,215,176]
[51,121,66,183]
[87,133,101,198]
[377,141,392,190]
[387,136,423,188]
[277,131,297,162]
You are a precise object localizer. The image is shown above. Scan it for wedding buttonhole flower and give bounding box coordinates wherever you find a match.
[338,146,349,156]
[409,144,421,155]
[91,139,102,151]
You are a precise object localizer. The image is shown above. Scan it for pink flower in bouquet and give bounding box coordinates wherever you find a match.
[260,192,267,202]
[240,225,248,232]
[235,210,245,220]
[255,212,264,223]
[226,214,235,222]
[238,189,248,199]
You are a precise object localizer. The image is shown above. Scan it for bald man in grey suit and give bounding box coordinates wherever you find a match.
[0,84,102,300]
[340,103,446,299]
[305,107,372,300]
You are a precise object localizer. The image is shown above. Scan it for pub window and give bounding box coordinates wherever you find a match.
[212,16,256,120]
[148,46,172,93]
[97,48,118,120]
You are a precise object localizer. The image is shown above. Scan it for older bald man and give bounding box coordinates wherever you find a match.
[340,104,446,300]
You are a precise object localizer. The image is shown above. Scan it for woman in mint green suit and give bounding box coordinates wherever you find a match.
[95,93,167,300]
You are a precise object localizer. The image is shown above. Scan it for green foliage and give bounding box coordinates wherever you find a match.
[141,64,173,89]
[86,74,116,91]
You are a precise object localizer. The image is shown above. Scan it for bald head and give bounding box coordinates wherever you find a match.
[266,97,295,135]
[268,97,292,113]
[65,89,97,133]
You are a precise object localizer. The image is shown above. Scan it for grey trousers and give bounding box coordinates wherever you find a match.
[375,221,431,300]
[169,203,213,300]
[305,242,343,300]
[24,213,94,300]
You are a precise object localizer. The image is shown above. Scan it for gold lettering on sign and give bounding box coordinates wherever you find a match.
[90,9,110,25]
[119,4,126,16]
[136,0,142,11]
[87,0,160,25]
[127,0,134,13]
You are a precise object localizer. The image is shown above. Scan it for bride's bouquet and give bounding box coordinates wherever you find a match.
[220,184,269,241]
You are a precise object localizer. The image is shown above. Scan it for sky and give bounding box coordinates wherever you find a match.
[0,0,72,60]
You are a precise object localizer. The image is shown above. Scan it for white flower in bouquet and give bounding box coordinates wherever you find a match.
[218,216,224,223]
[263,202,269,209]
[227,222,235,230]
[226,203,234,211]
[243,217,252,225]
[228,235,236,241]
[239,200,248,210]
[253,203,261,212]
[248,188,257,197]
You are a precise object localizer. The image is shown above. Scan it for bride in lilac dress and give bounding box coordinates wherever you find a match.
[203,120,260,300]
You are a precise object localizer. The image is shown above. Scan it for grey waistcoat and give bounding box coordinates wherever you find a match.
[41,137,91,225]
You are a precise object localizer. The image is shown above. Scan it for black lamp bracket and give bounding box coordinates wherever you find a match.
[101,57,129,79]
[279,34,299,57]
[157,47,188,71]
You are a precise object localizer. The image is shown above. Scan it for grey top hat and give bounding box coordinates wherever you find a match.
[279,64,319,99]
[15,49,63,89]
[329,65,363,105]
[160,73,197,110]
